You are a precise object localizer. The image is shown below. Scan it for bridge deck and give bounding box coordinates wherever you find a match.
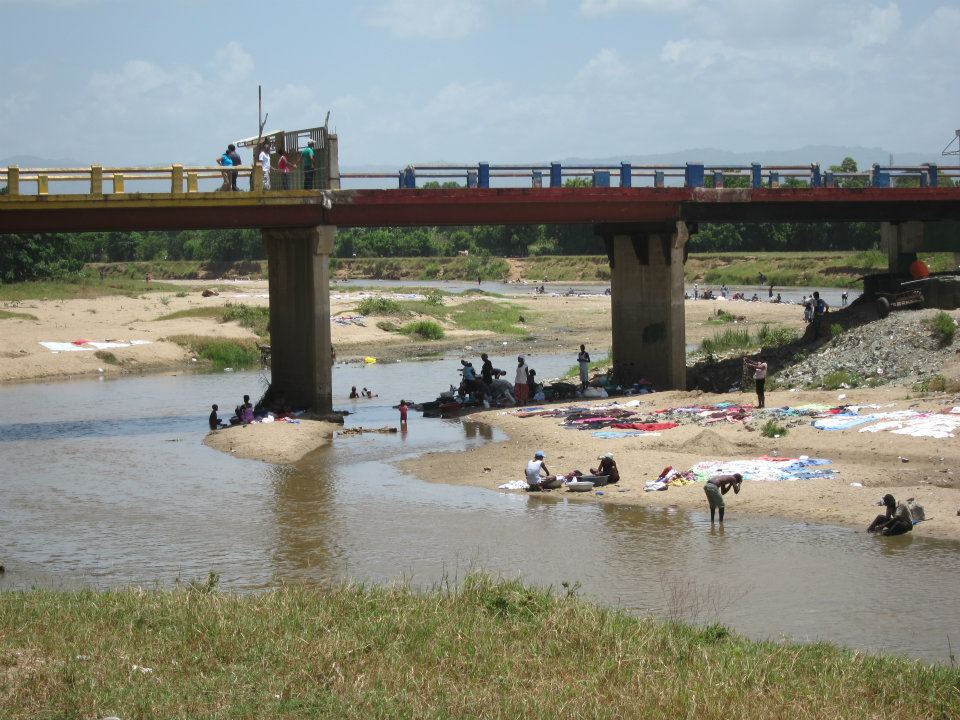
[3,187,960,233]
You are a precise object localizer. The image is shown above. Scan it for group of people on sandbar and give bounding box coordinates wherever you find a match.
[524,450,621,492]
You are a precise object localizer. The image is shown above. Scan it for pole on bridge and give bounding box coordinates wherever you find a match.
[751,163,762,189]
[684,163,704,188]
[550,162,562,188]
[478,163,490,189]
[620,162,632,188]
[811,164,821,188]
[6,167,19,195]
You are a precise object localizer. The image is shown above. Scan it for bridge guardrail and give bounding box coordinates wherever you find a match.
[2,162,958,196]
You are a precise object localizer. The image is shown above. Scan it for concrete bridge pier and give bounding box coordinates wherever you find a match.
[880,221,924,276]
[261,225,336,414]
[599,221,689,390]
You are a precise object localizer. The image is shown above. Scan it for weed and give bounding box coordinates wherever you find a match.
[700,328,752,354]
[927,311,956,347]
[757,324,799,347]
[93,350,120,365]
[424,289,445,306]
[175,291,188,298]
[760,419,788,438]
[159,295,171,306]
[221,304,270,337]
[914,375,947,393]
[376,320,399,332]
[830,323,843,339]
[707,309,738,324]
[0,309,38,321]
[166,335,259,369]
[357,297,407,317]
[399,320,445,340]
[818,369,862,390]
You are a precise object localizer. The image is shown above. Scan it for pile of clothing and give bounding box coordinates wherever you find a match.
[812,405,960,439]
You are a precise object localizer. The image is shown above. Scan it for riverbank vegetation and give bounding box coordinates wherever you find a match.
[1,574,955,718]
[165,334,260,369]
[156,304,270,338]
[0,277,179,301]
[357,297,530,336]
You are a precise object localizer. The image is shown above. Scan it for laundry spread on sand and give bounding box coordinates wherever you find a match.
[812,414,879,431]
[40,340,152,353]
[333,315,367,327]
[685,456,836,483]
[806,405,960,438]
[592,430,661,439]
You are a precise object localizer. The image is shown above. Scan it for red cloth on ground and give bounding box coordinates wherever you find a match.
[610,422,679,431]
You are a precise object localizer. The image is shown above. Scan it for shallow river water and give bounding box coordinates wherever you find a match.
[1,357,958,664]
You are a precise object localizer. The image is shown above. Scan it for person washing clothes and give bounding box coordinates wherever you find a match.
[526,450,561,491]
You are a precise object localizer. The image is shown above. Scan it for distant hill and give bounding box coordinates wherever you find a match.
[1,154,85,168]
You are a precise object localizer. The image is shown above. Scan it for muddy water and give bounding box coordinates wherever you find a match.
[1,358,957,663]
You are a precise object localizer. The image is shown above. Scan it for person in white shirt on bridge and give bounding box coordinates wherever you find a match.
[257,143,271,191]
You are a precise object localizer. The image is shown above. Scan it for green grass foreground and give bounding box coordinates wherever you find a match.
[1,576,957,719]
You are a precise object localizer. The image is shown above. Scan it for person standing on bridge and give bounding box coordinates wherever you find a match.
[301,140,316,190]
[277,147,295,190]
[216,148,233,191]
[225,144,242,191]
[257,142,271,191]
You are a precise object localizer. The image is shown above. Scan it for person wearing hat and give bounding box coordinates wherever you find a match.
[301,139,316,190]
[525,450,560,491]
[867,494,913,536]
[590,452,620,485]
[704,473,742,523]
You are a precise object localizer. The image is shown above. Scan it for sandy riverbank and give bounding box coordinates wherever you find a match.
[0,280,805,383]
[398,386,960,542]
[203,418,339,464]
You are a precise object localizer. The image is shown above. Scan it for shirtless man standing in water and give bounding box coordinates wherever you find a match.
[704,473,742,523]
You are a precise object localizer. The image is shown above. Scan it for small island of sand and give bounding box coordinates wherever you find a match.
[203,419,340,464]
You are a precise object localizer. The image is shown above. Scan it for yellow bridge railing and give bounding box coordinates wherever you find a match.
[0,164,270,195]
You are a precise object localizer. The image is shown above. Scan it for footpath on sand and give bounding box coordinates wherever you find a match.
[398,386,960,542]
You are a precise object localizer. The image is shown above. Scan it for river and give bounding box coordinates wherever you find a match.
[1,357,958,664]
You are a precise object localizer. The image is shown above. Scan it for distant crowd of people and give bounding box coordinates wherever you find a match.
[215,139,319,192]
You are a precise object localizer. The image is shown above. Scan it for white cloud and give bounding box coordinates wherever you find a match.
[580,0,691,16]
[368,0,485,39]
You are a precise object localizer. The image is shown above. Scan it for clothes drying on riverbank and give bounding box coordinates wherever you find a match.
[685,456,836,483]
[812,406,960,438]
[40,339,152,353]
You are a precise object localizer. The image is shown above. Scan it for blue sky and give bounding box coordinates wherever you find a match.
[2,0,959,167]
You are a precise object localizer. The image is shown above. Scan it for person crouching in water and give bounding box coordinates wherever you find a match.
[867,494,913,536]
[591,452,620,484]
[526,450,561,491]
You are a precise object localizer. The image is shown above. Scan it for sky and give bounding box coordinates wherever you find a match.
[2,0,959,167]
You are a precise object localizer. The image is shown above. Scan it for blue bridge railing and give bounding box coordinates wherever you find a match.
[340,162,954,191]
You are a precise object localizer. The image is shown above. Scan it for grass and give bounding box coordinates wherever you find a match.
[706,309,739,324]
[165,334,259,369]
[914,375,948,393]
[927,311,956,347]
[760,419,788,438]
[816,369,863,390]
[356,297,408,317]
[93,350,120,365]
[155,304,269,338]
[0,278,181,301]
[376,320,399,332]
[0,309,38,320]
[398,319,446,340]
[830,322,844,339]
[698,325,799,356]
[0,574,957,719]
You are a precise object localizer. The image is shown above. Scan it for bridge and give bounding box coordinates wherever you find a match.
[3,141,960,413]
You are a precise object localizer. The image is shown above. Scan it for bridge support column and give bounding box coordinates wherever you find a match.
[601,221,688,390]
[880,221,923,276]
[262,226,336,414]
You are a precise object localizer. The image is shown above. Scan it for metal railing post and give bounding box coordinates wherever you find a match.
[478,162,490,189]
[619,162,631,188]
[37,174,49,195]
[824,171,834,188]
[751,163,762,188]
[769,171,780,188]
[654,170,664,188]
[685,163,704,188]
[532,170,542,188]
[90,165,103,195]
[113,173,124,194]
[592,170,610,187]
[550,162,562,188]
[466,170,478,188]
[187,172,198,193]
[251,164,263,192]
[171,164,184,195]
[713,170,724,188]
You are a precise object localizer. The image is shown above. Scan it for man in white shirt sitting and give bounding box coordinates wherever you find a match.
[526,450,561,491]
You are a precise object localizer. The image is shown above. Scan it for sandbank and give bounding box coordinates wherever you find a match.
[398,386,960,543]
[203,419,339,464]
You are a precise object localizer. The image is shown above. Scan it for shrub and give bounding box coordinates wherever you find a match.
[914,375,947,393]
[167,335,259,369]
[93,350,120,365]
[760,420,788,438]
[399,319,445,340]
[376,320,399,332]
[927,311,956,347]
[424,289,445,306]
[707,309,737,324]
[221,304,270,337]
[818,369,861,390]
[700,328,752,354]
[830,323,843,339]
[757,324,798,347]
[357,297,406,317]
